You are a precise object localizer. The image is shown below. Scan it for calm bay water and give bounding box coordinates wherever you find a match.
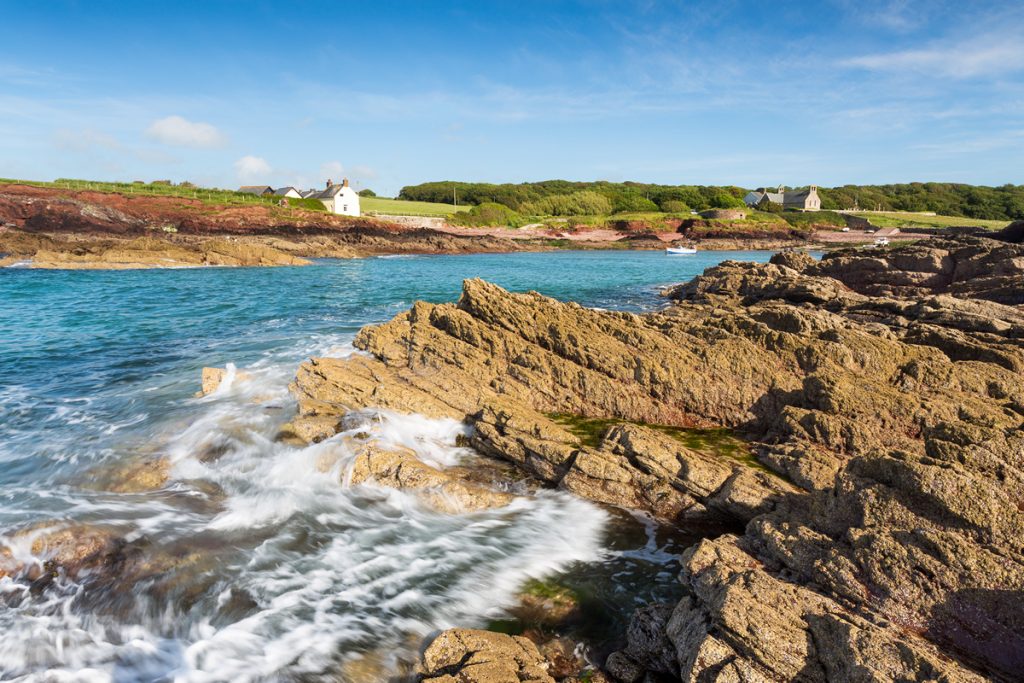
[0,250,774,682]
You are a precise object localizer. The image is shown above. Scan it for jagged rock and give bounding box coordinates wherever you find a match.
[664,535,987,682]
[769,249,816,271]
[347,445,514,512]
[991,220,1024,244]
[537,638,585,679]
[288,236,1024,681]
[196,366,252,397]
[0,523,127,584]
[811,236,1024,305]
[94,456,171,493]
[420,629,555,683]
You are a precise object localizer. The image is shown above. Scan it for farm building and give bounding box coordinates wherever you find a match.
[238,185,273,196]
[744,185,821,211]
[272,187,303,199]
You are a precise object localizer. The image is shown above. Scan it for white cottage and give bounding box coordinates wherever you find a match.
[312,178,360,216]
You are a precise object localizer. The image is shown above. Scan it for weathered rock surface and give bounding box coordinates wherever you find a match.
[420,629,556,683]
[346,445,515,512]
[810,236,1024,305]
[8,234,311,269]
[294,236,1023,681]
[196,366,253,397]
[0,523,126,583]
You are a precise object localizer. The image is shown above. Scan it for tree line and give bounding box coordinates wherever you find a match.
[398,180,1024,220]
[398,181,748,214]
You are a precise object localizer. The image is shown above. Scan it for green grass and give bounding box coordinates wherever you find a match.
[0,177,327,212]
[360,196,469,217]
[545,413,768,472]
[848,211,1008,230]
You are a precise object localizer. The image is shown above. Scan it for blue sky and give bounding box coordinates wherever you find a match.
[2,0,1022,195]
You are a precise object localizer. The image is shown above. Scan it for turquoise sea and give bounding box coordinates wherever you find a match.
[0,250,775,681]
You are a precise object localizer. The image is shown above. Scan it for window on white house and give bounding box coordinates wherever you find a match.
[343,205,348,211]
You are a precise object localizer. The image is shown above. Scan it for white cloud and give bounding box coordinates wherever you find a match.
[146,115,226,148]
[843,38,1024,78]
[234,155,272,182]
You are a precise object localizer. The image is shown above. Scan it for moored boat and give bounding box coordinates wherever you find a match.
[666,246,697,254]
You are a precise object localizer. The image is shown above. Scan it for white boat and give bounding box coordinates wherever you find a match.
[666,246,697,254]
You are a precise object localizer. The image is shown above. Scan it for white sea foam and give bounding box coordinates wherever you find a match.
[0,349,609,681]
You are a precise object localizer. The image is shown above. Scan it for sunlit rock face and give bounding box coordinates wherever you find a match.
[295,237,1024,681]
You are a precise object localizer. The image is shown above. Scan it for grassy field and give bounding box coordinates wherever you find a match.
[0,177,327,211]
[361,196,469,217]
[849,211,1009,230]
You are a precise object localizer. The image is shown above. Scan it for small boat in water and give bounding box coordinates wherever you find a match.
[666,246,697,255]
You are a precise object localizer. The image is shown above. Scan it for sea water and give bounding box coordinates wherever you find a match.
[0,250,775,682]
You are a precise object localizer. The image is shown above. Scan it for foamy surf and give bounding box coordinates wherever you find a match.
[2,252,755,681]
[0,349,609,682]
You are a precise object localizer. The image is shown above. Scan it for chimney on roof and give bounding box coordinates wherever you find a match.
[342,178,349,188]
[326,179,333,188]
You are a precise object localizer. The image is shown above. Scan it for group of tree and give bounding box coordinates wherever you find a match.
[399,180,1024,220]
[817,183,1024,220]
[398,180,747,215]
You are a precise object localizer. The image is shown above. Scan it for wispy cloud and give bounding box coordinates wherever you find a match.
[843,36,1024,78]
[146,115,227,148]
[53,128,178,165]
[832,0,927,33]
[911,129,1024,155]
[53,128,123,154]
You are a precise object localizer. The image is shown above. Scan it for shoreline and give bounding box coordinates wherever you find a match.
[287,234,1024,681]
[0,182,907,270]
[1,234,1022,680]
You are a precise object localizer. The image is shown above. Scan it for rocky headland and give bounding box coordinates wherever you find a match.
[284,234,1023,681]
[0,183,534,268]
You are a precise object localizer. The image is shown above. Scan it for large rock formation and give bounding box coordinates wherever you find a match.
[291,236,1023,682]
[809,236,1024,305]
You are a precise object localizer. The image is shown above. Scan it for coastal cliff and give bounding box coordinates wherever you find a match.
[289,235,1024,681]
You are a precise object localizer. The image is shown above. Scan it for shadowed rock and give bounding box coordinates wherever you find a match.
[290,236,1024,681]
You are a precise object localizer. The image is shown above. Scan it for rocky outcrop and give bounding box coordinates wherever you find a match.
[195,366,255,397]
[419,629,556,683]
[293,236,1024,681]
[6,235,311,269]
[346,445,515,512]
[990,220,1024,244]
[810,235,1024,305]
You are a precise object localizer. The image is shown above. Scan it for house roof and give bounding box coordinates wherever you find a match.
[311,184,353,200]
[746,188,818,205]
[238,185,272,195]
[272,186,299,196]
